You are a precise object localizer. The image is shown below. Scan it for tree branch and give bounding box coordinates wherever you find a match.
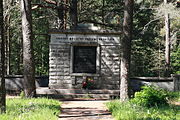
[32,2,70,10]
[42,0,70,8]
[79,20,122,30]
[32,4,56,10]
[42,0,57,5]
[141,17,161,34]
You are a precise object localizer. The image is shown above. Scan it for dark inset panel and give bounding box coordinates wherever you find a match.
[73,46,97,73]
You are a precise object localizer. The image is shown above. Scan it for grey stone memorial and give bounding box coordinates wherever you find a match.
[49,26,121,90]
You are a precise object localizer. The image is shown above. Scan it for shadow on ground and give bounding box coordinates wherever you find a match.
[59,107,111,118]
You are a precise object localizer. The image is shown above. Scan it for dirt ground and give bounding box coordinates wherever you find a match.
[59,99,114,120]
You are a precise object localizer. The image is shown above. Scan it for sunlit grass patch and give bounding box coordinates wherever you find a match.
[107,100,180,120]
[107,87,180,120]
[0,97,61,120]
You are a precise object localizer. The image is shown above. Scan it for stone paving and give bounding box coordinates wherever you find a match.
[58,99,114,120]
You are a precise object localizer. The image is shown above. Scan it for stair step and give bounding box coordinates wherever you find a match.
[36,87,120,99]
[36,87,120,94]
[37,93,119,99]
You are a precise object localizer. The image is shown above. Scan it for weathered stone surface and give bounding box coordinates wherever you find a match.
[100,45,120,89]
[172,74,180,91]
[49,31,121,89]
[5,75,179,93]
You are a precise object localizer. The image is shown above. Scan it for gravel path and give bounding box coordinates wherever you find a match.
[58,99,114,120]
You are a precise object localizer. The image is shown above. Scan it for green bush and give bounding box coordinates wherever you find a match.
[107,87,180,120]
[131,86,170,107]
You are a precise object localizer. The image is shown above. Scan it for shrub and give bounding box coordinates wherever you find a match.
[131,86,170,107]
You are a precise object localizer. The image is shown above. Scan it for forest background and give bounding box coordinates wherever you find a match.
[3,0,180,77]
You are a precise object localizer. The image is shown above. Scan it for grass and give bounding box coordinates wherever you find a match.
[106,90,180,120]
[107,100,180,120]
[170,92,180,103]
[0,97,61,120]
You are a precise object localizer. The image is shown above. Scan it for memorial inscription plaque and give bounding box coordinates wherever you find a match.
[73,46,97,73]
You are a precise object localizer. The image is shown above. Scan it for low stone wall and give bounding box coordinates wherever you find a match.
[130,77,173,92]
[5,75,180,93]
[130,75,180,92]
[5,75,49,92]
[172,74,180,91]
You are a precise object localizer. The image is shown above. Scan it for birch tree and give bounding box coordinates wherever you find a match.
[164,0,170,76]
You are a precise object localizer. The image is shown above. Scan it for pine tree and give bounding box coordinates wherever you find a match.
[21,0,36,97]
[120,0,134,101]
[0,0,6,113]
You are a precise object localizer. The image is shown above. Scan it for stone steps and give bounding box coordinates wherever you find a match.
[36,87,120,99]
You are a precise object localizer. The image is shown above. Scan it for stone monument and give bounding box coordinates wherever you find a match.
[49,24,121,90]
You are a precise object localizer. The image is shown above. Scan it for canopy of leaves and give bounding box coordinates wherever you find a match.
[2,0,180,76]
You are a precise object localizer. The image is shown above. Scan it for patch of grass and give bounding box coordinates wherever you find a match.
[0,97,61,120]
[107,87,180,120]
[107,100,180,120]
[169,92,180,102]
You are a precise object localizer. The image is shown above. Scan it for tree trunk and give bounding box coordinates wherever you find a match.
[63,0,68,29]
[57,2,64,29]
[120,0,134,101]
[0,0,6,113]
[70,0,78,28]
[164,0,170,77]
[57,0,67,29]
[6,15,10,75]
[102,0,105,24]
[21,0,36,97]
[5,0,13,75]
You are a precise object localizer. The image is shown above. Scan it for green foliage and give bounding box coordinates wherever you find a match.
[169,91,180,102]
[131,1,180,76]
[4,0,180,77]
[0,98,60,120]
[8,2,23,75]
[107,100,180,120]
[131,1,165,77]
[33,35,49,75]
[4,1,50,75]
[78,0,123,30]
[20,91,25,99]
[171,43,180,74]
[131,86,170,107]
[155,3,180,21]
[31,2,50,76]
